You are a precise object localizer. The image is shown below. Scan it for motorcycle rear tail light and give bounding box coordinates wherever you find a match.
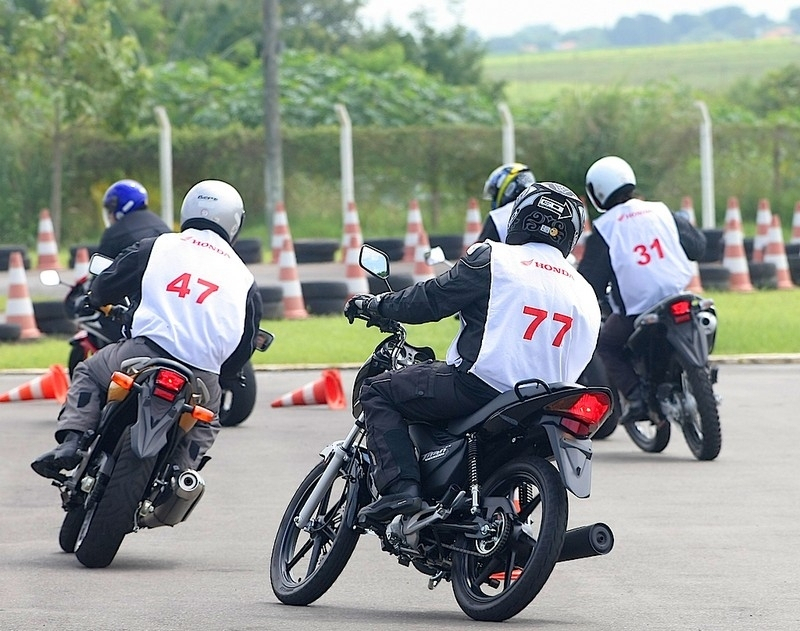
[545,392,612,438]
[154,369,187,402]
[670,300,692,324]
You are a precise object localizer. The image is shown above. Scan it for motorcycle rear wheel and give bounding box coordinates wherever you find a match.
[451,456,567,622]
[270,460,361,606]
[677,360,721,461]
[218,361,257,427]
[74,427,157,568]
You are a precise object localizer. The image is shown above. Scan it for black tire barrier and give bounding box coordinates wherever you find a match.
[233,238,263,264]
[364,237,404,262]
[0,323,22,341]
[294,239,340,264]
[699,228,725,263]
[429,234,464,261]
[748,261,777,289]
[258,284,284,320]
[698,263,730,290]
[300,280,349,315]
[68,244,100,268]
[33,300,78,335]
[368,273,414,294]
[258,285,283,303]
[786,243,800,257]
[0,245,31,271]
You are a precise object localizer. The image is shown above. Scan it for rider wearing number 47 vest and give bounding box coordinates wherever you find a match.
[32,180,263,480]
[577,156,706,425]
[344,182,601,522]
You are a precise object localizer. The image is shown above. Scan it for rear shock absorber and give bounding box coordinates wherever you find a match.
[467,433,479,514]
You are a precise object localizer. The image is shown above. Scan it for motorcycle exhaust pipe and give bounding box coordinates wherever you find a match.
[557,522,614,562]
[139,469,206,529]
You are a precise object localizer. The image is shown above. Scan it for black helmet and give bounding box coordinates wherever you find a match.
[482,163,536,210]
[505,182,586,258]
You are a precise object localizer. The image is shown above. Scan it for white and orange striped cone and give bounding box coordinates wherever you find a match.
[271,201,291,264]
[763,214,794,289]
[270,369,345,409]
[678,197,704,293]
[721,197,754,292]
[571,216,592,265]
[73,246,90,283]
[344,231,369,297]
[751,198,772,263]
[790,201,800,245]
[0,364,69,404]
[342,200,364,257]
[462,197,482,254]
[4,251,42,339]
[36,209,61,270]
[413,230,436,283]
[278,235,308,319]
[403,199,424,262]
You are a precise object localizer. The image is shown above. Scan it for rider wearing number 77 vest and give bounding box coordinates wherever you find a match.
[577,156,706,425]
[31,180,263,480]
[344,181,601,522]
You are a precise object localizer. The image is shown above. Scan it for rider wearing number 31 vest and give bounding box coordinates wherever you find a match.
[344,181,601,522]
[32,180,262,480]
[577,156,706,425]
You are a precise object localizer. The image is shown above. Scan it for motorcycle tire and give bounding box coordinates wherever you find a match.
[577,355,619,440]
[59,506,87,553]
[677,360,721,461]
[623,412,671,453]
[451,456,567,622]
[74,427,158,568]
[218,361,257,427]
[270,460,361,606]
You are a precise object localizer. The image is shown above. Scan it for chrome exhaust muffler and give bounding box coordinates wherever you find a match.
[139,469,206,528]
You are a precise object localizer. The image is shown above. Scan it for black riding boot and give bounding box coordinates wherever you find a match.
[358,480,422,523]
[31,431,82,479]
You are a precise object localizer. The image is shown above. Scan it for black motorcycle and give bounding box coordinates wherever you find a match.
[40,269,258,427]
[44,322,274,568]
[619,292,721,460]
[270,245,615,622]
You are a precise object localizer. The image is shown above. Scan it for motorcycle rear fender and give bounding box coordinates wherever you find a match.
[543,422,593,499]
[130,392,186,459]
[664,319,709,368]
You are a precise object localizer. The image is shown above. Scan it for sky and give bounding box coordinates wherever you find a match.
[359,0,798,38]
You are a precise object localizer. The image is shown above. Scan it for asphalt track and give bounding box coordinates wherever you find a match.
[2,363,799,630]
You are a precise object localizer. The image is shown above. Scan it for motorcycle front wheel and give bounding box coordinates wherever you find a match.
[677,360,721,461]
[59,505,87,553]
[451,456,568,622]
[74,427,158,568]
[270,460,361,606]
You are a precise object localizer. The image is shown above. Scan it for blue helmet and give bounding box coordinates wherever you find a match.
[102,179,148,221]
[482,163,536,210]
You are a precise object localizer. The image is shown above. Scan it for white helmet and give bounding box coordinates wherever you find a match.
[180,180,244,243]
[585,156,636,213]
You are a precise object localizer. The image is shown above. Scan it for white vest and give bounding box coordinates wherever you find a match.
[447,242,600,392]
[488,202,514,243]
[131,230,254,373]
[593,199,693,315]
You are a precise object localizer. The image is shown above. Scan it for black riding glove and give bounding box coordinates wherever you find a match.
[76,294,98,318]
[344,293,383,323]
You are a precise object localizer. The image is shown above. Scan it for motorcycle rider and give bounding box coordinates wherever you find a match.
[476,162,536,243]
[345,181,601,521]
[578,156,706,425]
[32,180,262,479]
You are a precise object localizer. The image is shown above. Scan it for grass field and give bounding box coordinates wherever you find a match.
[484,38,798,104]
[2,288,800,371]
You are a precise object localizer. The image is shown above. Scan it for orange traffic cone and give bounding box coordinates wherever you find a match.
[0,364,69,404]
[270,369,345,409]
[791,201,800,245]
[413,230,436,283]
[73,246,90,283]
[271,201,291,264]
[763,214,794,289]
[403,199,424,262]
[344,230,369,297]
[751,198,772,263]
[278,235,308,319]
[462,197,482,254]
[721,197,754,292]
[36,209,61,270]
[5,251,42,339]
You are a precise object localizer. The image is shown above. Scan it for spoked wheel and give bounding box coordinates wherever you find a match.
[74,427,157,568]
[270,460,361,606]
[623,389,671,453]
[677,360,721,461]
[451,457,568,622]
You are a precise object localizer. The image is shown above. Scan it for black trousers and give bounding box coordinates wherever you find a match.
[359,360,498,493]
[597,312,639,397]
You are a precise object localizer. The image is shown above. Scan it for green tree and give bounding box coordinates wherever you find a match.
[1,0,148,240]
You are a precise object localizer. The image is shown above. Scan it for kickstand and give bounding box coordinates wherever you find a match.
[427,571,445,590]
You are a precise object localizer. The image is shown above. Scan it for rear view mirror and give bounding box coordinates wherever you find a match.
[425,246,448,266]
[255,328,275,352]
[359,245,390,279]
[88,253,113,275]
[39,269,62,287]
